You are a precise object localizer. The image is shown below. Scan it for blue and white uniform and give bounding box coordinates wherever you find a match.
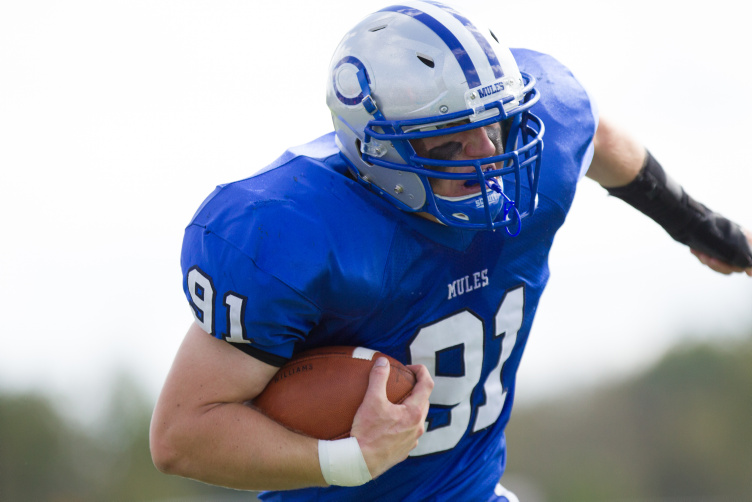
[181,49,597,501]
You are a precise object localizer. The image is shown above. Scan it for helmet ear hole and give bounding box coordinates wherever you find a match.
[416,54,435,68]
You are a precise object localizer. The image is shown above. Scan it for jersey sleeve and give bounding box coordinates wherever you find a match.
[511,48,599,211]
[181,221,323,365]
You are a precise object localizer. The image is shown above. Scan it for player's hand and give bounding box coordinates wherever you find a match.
[690,228,752,276]
[350,358,433,479]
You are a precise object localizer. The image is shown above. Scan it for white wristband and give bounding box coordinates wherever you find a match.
[318,437,372,487]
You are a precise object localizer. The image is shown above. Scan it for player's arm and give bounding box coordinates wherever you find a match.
[150,322,433,490]
[149,322,325,490]
[586,116,752,276]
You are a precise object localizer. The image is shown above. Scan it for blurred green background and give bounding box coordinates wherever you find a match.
[3,330,750,502]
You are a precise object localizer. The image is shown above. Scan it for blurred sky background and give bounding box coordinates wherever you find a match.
[1,0,750,424]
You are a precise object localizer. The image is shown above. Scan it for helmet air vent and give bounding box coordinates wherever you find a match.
[416,54,435,68]
[369,25,387,32]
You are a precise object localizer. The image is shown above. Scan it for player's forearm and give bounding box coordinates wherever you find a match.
[606,151,752,269]
[587,117,752,269]
[150,400,327,490]
[150,323,328,490]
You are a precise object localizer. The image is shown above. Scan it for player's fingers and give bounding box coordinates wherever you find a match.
[706,258,739,275]
[363,357,391,404]
[691,249,737,275]
[404,364,434,406]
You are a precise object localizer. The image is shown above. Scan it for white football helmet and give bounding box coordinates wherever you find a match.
[326,1,544,232]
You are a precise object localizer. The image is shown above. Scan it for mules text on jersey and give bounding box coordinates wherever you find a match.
[447,269,489,300]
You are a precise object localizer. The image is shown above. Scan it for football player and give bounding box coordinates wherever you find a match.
[150,2,752,501]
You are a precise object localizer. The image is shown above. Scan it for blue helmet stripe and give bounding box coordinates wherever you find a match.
[379,5,481,88]
[425,1,504,79]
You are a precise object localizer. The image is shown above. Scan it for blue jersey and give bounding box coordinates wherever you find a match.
[181,49,597,502]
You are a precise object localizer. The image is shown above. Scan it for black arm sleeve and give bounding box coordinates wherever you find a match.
[606,151,752,268]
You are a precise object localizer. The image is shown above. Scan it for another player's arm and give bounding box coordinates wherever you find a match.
[587,116,752,276]
[150,322,433,490]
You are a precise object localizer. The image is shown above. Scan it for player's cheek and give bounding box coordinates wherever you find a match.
[481,124,502,154]
[428,177,455,197]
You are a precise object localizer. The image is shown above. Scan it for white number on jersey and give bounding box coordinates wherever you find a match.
[187,265,525,447]
[409,286,524,456]
[186,267,250,344]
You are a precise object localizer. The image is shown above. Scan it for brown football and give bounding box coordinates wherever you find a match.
[252,346,416,440]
